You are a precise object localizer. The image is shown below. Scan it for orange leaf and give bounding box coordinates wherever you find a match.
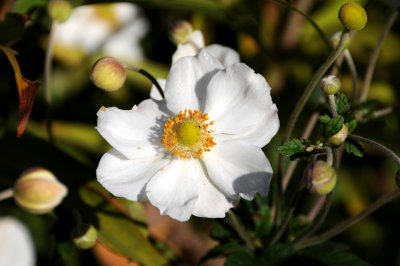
[0,45,40,137]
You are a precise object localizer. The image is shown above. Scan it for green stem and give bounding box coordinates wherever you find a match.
[359,9,398,102]
[120,63,164,99]
[343,50,358,100]
[295,187,400,249]
[328,95,337,118]
[348,134,400,167]
[44,22,57,143]
[0,188,14,201]
[228,211,255,251]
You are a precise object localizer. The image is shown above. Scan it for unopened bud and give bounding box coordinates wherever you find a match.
[71,224,97,249]
[13,167,68,214]
[170,20,193,45]
[91,57,126,91]
[339,3,367,31]
[321,75,341,95]
[328,124,348,145]
[48,0,72,23]
[306,160,337,195]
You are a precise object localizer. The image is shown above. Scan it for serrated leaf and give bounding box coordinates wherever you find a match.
[319,114,331,123]
[346,119,357,132]
[257,243,297,265]
[278,139,305,156]
[323,116,344,138]
[336,94,350,115]
[345,139,364,157]
[301,139,312,146]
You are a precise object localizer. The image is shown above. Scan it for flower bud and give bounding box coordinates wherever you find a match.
[339,3,367,31]
[71,224,97,250]
[91,57,126,91]
[13,167,68,214]
[306,160,337,195]
[48,0,72,23]
[321,75,341,95]
[328,124,348,145]
[170,20,193,45]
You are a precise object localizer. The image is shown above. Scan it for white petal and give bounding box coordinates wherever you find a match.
[171,30,205,63]
[146,159,199,221]
[97,148,169,201]
[96,99,169,159]
[204,63,278,146]
[150,79,166,101]
[204,44,240,67]
[203,139,273,200]
[165,49,223,114]
[192,159,238,218]
[0,217,35,266]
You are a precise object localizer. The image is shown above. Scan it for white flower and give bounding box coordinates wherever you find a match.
[0,217,35,266]
[172,29,240,67]
[53,3,148,61]
[96,49,279,221]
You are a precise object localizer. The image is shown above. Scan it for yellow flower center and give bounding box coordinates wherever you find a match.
[161,109,215,159]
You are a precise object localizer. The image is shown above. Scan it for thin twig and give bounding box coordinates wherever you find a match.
[359,9,398,102]
[343,50,358,100]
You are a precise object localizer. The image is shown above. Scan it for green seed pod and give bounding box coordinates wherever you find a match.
[339,3,367,31]
[13,167,68,214]
[306,160,337,195]
[329,124,348,145]
[321,75,341,95]
[90,57,126,91]
[48,0,72,23]
[71,224,97,250]
[170,20,193,45]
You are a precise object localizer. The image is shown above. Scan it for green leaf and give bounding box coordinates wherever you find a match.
[201,242,253,264]
[278,139,305,156]
[345,139,364,157]
[300,242,370,266]
[80,187,167,266]
[336,94,350,115]
[319,114,331,123]
[225,251,256,266]
[257,243,297,265]
[210,219,235,241]
[346,119,357,132]
[323,116,344,138]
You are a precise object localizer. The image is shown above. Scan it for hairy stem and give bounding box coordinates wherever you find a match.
[295,187,400,249]
[0,188,14,201]
[44,22,57,143]
[348,134,400,167]
[359,9,398,102]
[328,95,337,118]
[228,211,256,251]
[120,63,164,99]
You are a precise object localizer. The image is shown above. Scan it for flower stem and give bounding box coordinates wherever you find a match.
[372,107,393,119]
[348,134,400,167]
[343,50,358,100]
[328,95,337,118]
[0,188,14,201]
[294,187,400,249]
[227,211,255,251]
[359,9,398,103]
[44,22,58,143]
[120,63,164,99]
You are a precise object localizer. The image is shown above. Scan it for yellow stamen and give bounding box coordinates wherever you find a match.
[161,109,215,159]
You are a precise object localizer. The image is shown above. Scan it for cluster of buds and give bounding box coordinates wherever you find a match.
[13,167,68,214]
